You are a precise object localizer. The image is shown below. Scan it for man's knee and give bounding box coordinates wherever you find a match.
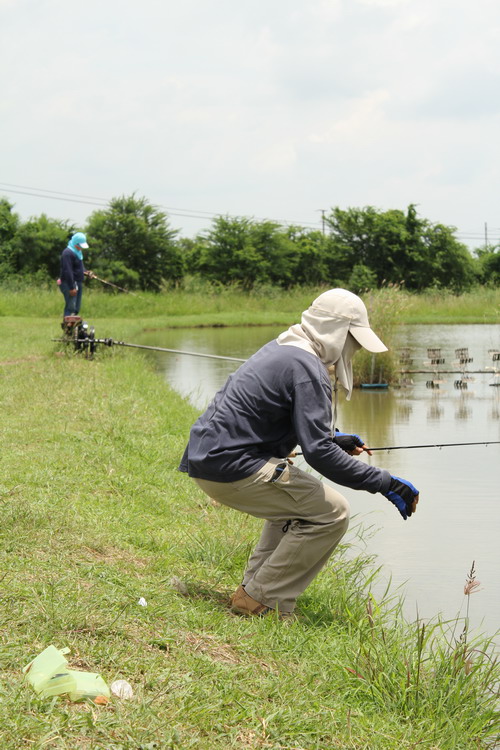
[325,492,350,533]
[295,493,350,538]
[338,498,350,534]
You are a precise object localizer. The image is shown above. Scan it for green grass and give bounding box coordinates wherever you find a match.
[0,280,316,324]
[0,282,499,324]
[400,287,500,324]
[0,317,499,749]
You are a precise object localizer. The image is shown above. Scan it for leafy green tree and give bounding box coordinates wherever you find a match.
[90,260,141,290]
[323,206,372,282]
[325,205,416,286]
[194,216,255,288]
[285,227,332,286]
[249,221,298,288]
[85,195,182,291]
[423,223,476,292]
[474,246,500,286]
[196,216,301,289]
[348,263,378,292]
[11,214,74,280]
[176,237,203,276]
[325,204,475,291]
[0,199,20,279]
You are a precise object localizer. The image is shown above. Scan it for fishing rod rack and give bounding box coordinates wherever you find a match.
[400,346,472,389]
[57,317,102,357]
[399,346,500,389]
[53,317,247,363]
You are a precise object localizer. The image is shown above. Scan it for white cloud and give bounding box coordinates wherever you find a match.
[309,89,392,145]
[356,0,410,7]
[1,0,499,245]
[254,138,298,173]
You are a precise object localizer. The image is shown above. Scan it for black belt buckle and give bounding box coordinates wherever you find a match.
[269,461,288,483]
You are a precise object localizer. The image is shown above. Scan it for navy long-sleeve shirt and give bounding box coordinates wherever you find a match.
[60,247,85,288]
[179,340,391,495]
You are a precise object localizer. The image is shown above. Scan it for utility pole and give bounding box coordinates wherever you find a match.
[316,209,326,235]
[484,221,488,249]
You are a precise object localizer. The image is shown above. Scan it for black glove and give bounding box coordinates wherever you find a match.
[334,429,364,453]
[383,475,419,520]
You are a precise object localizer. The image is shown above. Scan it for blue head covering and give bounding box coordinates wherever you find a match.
[67,232,89,260]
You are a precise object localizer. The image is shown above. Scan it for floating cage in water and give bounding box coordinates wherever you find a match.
[426,347,445,363]
[424,347,445,388]
[399,347,413,366]
[426,380,446,389]
[454,347,473,365]
[488,349,500,386]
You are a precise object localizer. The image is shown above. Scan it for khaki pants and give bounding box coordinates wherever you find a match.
[194,458,350,613]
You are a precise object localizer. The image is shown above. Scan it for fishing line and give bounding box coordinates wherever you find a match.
[369,442,500,450]
[294,441,500,454]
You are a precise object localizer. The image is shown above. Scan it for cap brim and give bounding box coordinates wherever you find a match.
[79,242,89,249]
[350,325,388,353]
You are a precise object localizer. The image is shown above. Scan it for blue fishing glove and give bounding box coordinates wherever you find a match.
[383,476,419,520]
[334,429,364,453]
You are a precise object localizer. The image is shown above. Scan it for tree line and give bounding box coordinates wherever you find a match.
[0,194,498,292]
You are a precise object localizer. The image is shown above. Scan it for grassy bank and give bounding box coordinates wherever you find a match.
[0,318,499,749]
[0,282,499,325]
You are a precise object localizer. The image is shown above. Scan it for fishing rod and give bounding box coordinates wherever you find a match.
[89,273,137,296]
[94,339,246,362]
[53,322,247,362]
[294,441,500,454]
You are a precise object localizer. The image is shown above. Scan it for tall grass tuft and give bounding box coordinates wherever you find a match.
[353,284,409,385]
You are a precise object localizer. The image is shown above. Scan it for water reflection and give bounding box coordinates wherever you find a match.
[427,393,444,422]
[395,403,412,423]
[491,392,500,420]
[455,391,473,421]
[138,323,500,637]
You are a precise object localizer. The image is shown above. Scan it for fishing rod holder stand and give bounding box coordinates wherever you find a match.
[60,316,98,357]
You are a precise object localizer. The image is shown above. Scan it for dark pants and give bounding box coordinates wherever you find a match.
[60,282,83,317]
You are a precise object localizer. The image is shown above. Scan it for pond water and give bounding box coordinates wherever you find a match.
[139,324,500,638]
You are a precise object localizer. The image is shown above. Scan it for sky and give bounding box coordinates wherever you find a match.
[2,0,500,248]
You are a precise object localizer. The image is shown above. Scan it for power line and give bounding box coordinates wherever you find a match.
[1,181,497,241]
[1,187,109,209]
[0,182,319,229]
[0,183,228,220]
[0,182,111,203]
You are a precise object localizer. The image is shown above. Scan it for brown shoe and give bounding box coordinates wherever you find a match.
[230,585,271,616]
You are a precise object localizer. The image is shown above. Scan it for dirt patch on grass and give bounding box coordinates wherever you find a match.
[182,631,242,664]
[81,545,148,568]
[0,355,43,366]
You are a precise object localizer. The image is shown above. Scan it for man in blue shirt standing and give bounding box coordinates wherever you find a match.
[179,289,420,618]
[59,232,94,318]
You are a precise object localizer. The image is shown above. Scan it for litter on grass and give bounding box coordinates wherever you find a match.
[111,679,134,699]
[23,645,110,703]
